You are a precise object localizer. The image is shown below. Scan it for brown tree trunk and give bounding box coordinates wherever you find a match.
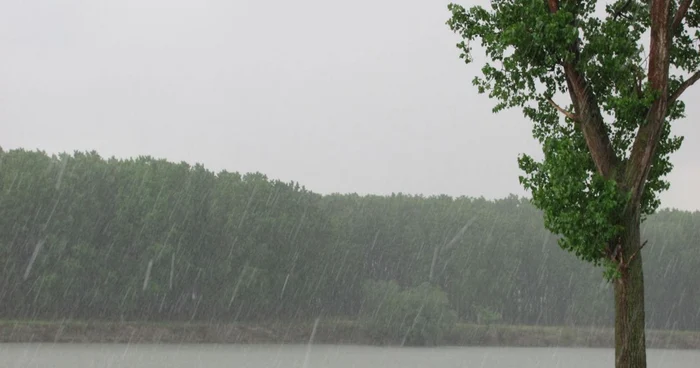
[614,207,647,368]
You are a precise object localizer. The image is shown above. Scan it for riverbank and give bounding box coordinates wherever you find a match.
[1,319,699,349]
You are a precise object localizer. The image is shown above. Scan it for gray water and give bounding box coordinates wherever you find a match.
[1,344,698,368]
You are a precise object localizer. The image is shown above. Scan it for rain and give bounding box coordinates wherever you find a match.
[1,0,700,368]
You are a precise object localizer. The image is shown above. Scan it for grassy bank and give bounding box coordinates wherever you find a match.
[1,319,699,349]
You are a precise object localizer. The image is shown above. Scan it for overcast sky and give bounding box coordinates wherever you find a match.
[1,0,698,211]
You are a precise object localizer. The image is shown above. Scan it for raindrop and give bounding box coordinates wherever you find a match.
[23,239,45,280]
[143,259,153,291]
[302,317,320,368]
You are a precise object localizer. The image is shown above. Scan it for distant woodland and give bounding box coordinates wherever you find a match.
[1,148,698,331]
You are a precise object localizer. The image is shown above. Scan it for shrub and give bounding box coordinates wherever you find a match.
[359,280,457,346]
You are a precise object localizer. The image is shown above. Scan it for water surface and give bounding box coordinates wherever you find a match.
[1,344,698,368]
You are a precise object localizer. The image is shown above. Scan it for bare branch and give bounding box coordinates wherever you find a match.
[627,240,648,266]
[672,0,693,33]
[613,239,647,272]
[668,70,700,105]
[547,98,579,121]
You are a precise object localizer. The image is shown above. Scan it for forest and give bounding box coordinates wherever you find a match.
[1,147,698,332]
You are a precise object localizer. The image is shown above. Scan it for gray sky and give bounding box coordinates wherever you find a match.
[1,0,698,211]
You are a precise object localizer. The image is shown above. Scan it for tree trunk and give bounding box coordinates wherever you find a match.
[614,207,647,368]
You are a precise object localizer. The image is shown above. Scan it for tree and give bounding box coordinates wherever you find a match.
[2,147,700,339]
[447,0,699,367]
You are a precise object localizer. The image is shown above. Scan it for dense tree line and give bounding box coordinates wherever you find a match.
[0,147,698,330]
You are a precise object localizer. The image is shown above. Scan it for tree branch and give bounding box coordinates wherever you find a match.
[627,240,648,266]
[615,239,647,272]
[547,0,620,179]
[668,70,700,105]
[563,67,620,180]
[671,0,693,33]
[606,238,623,263]
[613,0,635,21]
[624,0,672,207]
[547,98,579,121]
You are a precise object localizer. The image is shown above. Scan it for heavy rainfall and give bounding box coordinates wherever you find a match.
[1,0,699,368]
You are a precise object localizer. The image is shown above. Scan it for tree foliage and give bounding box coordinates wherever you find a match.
[447,0,698,277]
[0,148,699,332]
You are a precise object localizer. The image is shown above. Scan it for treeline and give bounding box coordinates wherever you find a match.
[0,147,698,331]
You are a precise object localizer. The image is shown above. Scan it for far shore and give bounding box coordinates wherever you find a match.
[1,319,699,349]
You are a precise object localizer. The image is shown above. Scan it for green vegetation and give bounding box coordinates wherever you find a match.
[359,280,457,346]
[0,147,699,343]
[446,0,699,366]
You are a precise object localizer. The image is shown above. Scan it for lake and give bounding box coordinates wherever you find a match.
[1,344,699,368]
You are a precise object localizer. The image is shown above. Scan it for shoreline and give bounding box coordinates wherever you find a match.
[2,320,700,349]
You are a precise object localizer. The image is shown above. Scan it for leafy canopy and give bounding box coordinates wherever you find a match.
[447,0,698,274]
